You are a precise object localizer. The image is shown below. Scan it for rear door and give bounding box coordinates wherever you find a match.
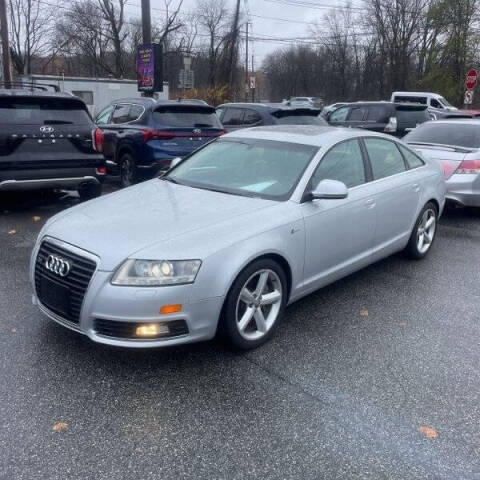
[0,96,102,174]
[149,105,224,157]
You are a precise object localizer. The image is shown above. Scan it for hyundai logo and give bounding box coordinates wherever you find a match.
[45,255,71,277]
[40,126,55,134]
[193,128,202,134]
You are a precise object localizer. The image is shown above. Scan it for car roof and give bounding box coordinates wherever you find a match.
[0,89,77,99]
[222,125,391,147]
[392,91,443,98]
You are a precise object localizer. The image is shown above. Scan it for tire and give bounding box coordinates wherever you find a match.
[404,202,438,259]
[78,182,102,201]
[119,152,137,188]
[220,258,288,350]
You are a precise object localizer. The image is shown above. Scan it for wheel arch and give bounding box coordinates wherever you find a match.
[115,143,136,163]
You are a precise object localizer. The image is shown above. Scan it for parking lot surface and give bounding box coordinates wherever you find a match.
[1,187,479,480]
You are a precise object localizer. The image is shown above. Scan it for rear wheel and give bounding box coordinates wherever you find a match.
[78,182,102,201]
[221,259,287,350]
[404,202,438,259]
[119,152,137,188]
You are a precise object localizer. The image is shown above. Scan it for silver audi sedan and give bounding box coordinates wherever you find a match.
[30,126,445,349]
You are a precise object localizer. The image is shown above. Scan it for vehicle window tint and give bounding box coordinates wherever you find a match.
[398,144,425,169]
[218,108,243,126]
[72,90,94,105]
[0,97,92,125]
[273,111,327,125]
[364,138,406,180]
[311,139,365,189]
[430,99,441,109]
[404,123,480,148]
[152,106,222,128]
[329,106,349,122]
[128,105,144,122]
[394,96,428,105]
[111,104,131,124]
[396,108,430,128]
[95,105,114,125]
[366,106,388,121]
[348,107,366,121]
[243,109,262,125]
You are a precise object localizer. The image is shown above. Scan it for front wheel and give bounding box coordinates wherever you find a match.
[220,259,287,350]
[404,202,438,259]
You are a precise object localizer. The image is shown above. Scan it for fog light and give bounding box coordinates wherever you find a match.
[159,304,182,315]
[136,323,169,337]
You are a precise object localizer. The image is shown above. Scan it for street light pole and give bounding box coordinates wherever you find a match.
[0,0,12,88]
[141,0,152,44]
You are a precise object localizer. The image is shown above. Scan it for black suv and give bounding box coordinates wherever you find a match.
[216,103,327,132]
[95,99,224,188]
[0,85,105,199]
[326,102,430,137]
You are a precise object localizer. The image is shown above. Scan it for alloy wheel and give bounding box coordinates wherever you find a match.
[235,269,283,341]
[416,208,436,254]
[120,157,134,186]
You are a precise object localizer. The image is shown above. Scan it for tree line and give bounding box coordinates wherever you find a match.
[6,0,480,106]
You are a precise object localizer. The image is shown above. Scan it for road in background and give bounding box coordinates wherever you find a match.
[1,187,479,480]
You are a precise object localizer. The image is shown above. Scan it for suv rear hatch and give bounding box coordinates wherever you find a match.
[147,105,224,157]
[271,108,324,125]
[394,104,430,133]
[0,95,103,172]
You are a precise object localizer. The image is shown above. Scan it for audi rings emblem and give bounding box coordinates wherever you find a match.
[45,255,71,277]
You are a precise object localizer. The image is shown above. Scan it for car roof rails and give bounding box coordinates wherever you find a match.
[0,81,60,92]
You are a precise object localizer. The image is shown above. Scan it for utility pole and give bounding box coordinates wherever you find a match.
[251,54,255,102]
[141,0,152,44]
[227,0,241,99]
[244,22,248,101]
[0,0,12,88]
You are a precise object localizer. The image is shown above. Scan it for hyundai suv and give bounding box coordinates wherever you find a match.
[0,85,105,199]
[95,99,225,188]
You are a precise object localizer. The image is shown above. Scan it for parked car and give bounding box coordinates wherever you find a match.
[326,101,430,137]
[390,91,465,119]
[216,103,327,132]
[404,119,480,207]
[286,96,324,109]
[0,84,105,199]
[320,102,347,118]
[95,98,225,187]
[31,125,445,350]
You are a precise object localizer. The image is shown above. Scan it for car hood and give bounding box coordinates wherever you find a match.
[43,179,277,270]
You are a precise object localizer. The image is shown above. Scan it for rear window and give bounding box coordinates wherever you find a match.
[396,108,430,127]
[152,106,222,128]
[272,111,326,125]
[366,106,390,122]
[404,123,480,148]
[0,97,91,125]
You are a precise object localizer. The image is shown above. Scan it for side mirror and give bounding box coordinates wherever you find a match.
[309,179,348,200]
[170,157,182,169]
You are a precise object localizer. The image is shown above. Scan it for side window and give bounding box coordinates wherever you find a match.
[95,105,114,125]
[364,138,406,180]
[311,139,366,189]
[398,144,425,169]
[221,108,244,126]
[366,106,388,122]
[430,99,442,109]
[329,106,349,122]
[348,107,366,121]
[216,107,225,121]
[243,108,262,125]
[128,105,144,122]
[111,104,132,124]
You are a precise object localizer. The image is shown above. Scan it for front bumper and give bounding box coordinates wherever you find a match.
[446,173,480,207]
[31,240,224,348]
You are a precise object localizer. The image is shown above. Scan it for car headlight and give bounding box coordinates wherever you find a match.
[111,259,201,286]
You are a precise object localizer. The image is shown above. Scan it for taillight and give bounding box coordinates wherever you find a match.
[456,159,480,174]
[95,166,107,175]
[384,117,397,133]
[142,129,175,142]
[92,128,104,152]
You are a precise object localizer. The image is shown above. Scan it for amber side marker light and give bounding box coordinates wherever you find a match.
[159,304,182,315]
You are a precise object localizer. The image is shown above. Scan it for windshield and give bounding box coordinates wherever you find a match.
[152,106,222,128]
[0,97,91,125]
[165,138,318,200]
[438,97,454,108]
[404,123,480,149]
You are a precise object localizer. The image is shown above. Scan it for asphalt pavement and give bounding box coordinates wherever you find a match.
[1,186,480,480]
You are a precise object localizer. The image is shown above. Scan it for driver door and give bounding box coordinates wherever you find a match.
[300,139,377,293]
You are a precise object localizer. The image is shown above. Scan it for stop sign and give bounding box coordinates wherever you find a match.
[465,69,478,90]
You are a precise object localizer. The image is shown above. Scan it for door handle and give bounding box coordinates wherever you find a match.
[412,183,420,192]
[365,198,376,208]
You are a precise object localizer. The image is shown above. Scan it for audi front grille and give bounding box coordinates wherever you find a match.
[34,241,96,324]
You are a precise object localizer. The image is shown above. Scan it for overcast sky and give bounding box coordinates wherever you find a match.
[137,0,354,69]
